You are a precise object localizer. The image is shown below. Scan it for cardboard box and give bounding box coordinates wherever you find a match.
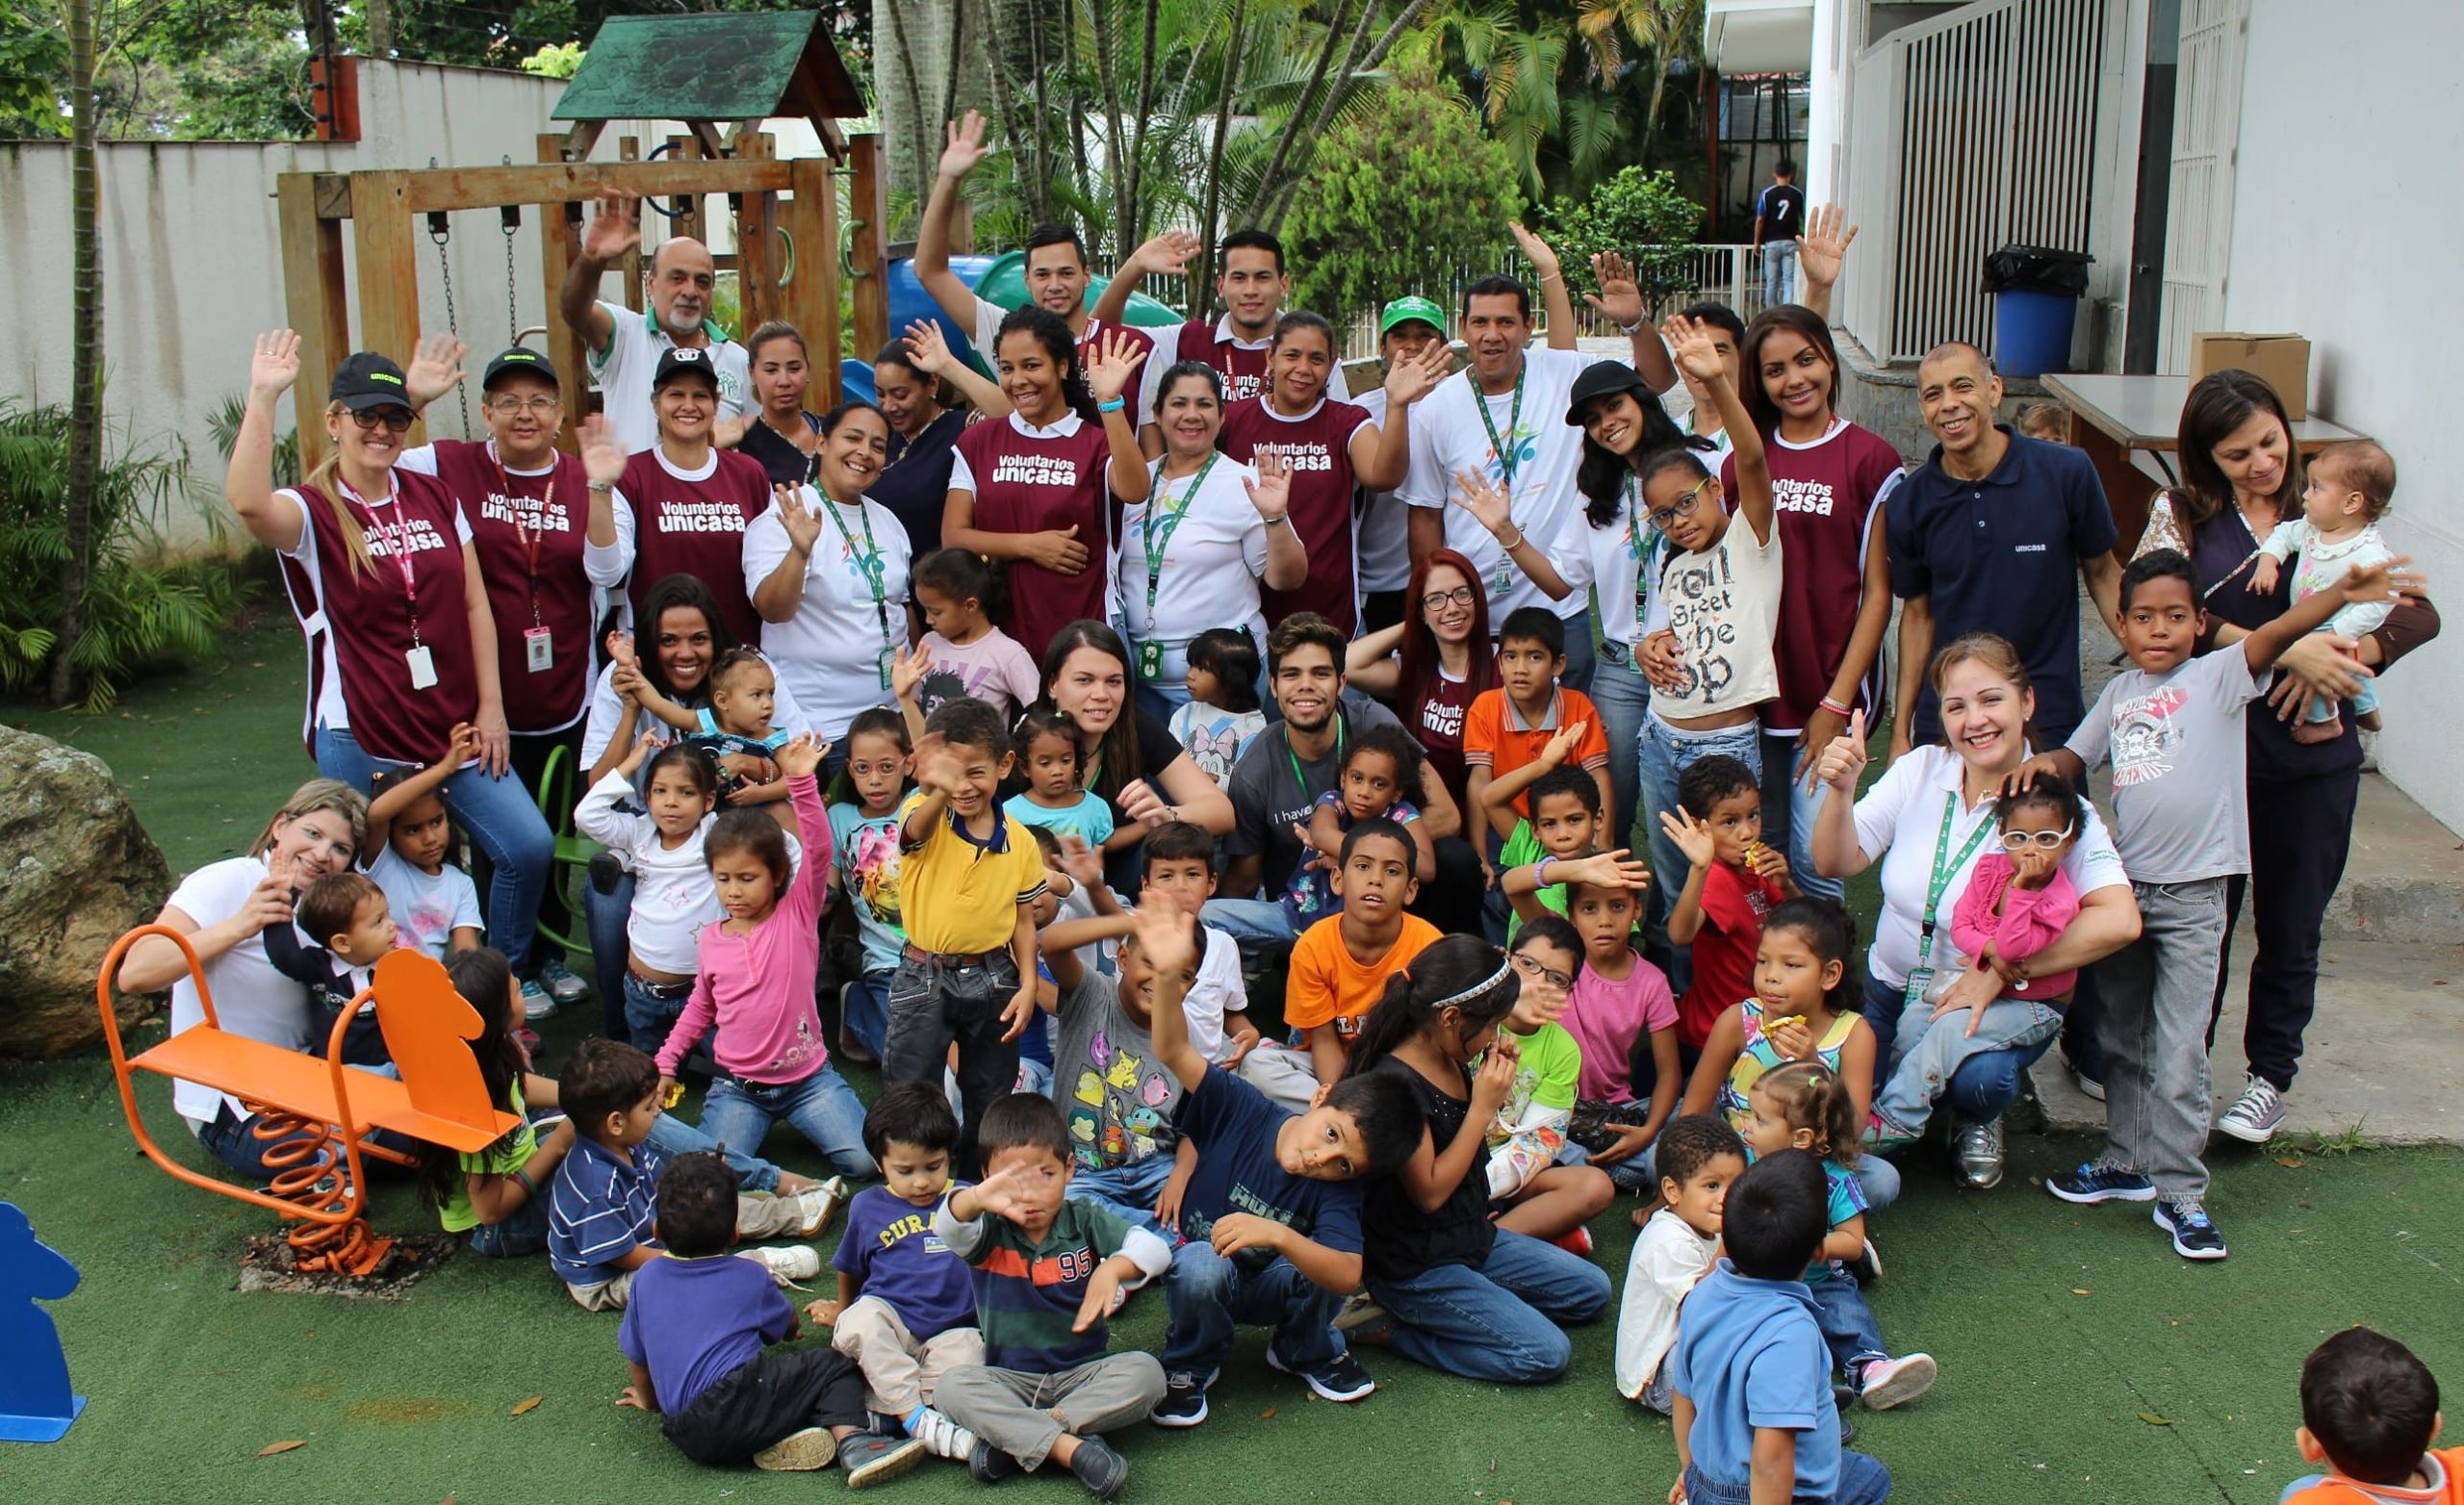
[2189,332,2310,420]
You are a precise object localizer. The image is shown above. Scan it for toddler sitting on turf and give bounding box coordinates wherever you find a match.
[617,1151,925,1483]
[2281,1327,2464,1504]
[1616,1114,1746,1411]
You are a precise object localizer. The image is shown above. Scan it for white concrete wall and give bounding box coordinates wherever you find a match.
[2222,0,2463,835]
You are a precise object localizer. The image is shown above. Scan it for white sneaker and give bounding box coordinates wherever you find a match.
[788,1176,849,1237]
[907,1405,978,1462]
[742,1244,822,1285]
[2215,1074,2287,1143]
[752,1425,838,1471]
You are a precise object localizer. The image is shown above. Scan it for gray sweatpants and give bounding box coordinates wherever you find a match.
[935,1354,1168,1470]
[2096,878,2230,1201]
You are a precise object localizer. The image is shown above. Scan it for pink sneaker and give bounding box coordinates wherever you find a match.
[1858,1353,1938,1410]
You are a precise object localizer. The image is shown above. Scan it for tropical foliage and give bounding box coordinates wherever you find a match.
[1534,164,1703,302]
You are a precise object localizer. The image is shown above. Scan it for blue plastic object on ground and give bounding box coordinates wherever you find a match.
[0,1202,83,1442]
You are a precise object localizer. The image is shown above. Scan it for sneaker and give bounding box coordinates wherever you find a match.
[540,955,588,1004]
[752,1425,838,1471]
[2066,1052,2106,1102]
[967,1439,1023,1485]
[747,1244,823,1284]
[1549,1224,1594,1258]
[787,1176,850,1237]
[1845,1237,1883,1288]
[1067,1435,1131,1500]
[1265,1345,1376,1403]
[838,1432,926,1489]
[1953,1118,2006,1190]
[519,976,558,1020]
[2216,1075,2287,1144]
[1858,1353,1938,1410]
[2155,1199,2230,1261]
[2044,1161,2156,1205]
[1333,1293,1388,1333]
[1149,1369,1210,1427]
[1871,1118,1922,1154]
[906,1406,977,1462]
[588,851,625,896]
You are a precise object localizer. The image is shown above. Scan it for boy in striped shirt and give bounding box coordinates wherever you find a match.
[932,1093,1171,1499]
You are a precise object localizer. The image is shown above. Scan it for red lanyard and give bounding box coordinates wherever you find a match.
[493,448,552,627]
[348,479,424,642]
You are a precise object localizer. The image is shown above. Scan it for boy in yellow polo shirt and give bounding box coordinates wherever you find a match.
[889,698,1049,1173]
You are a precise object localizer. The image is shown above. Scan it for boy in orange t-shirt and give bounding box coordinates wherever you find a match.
[2281,1327,2464,1505]
[1466,607,1612,843]
[1235,819,1438,1114]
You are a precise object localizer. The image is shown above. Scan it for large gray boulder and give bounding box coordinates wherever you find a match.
[0,724,170,1057]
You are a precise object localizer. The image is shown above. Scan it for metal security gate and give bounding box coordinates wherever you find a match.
[2156,0,2248,372]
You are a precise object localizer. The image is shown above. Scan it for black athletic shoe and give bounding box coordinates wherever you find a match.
[1266,1345,1376,1402]
[1149,1369,1210,1427]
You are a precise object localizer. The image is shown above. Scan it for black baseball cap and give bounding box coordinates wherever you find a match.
[653,345,720,393]
[1564,360,1653,426]
[329,351,413,414]
[481,345,560,391]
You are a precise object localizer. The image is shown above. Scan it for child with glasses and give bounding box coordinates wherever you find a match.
[1871,776,2083,1148]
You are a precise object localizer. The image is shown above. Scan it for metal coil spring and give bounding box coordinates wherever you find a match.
[245,1104,379,1275]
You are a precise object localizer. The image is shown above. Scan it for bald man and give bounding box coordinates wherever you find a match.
[560,189,751,453]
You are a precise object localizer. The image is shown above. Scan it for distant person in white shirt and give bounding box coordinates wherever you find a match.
[560,189,751,454]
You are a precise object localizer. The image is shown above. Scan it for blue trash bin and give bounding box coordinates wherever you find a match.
[1993,290,2077,378]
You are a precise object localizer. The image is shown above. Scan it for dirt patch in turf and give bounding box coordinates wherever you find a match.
[233,1232,456,1297]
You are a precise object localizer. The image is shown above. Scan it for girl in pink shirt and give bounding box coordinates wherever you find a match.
[653,734,874,1179]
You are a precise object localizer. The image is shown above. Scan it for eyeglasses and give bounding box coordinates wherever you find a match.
[2000,824,2075,851]
[486,395,562,417]
[1420,585,1476,613]
[1645,477,1719,532]
[1510,950,1574,992]
[349,408,414,433]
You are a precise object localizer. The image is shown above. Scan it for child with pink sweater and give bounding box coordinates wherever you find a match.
[1872,776,2083,1145]
[654,734,876,1180]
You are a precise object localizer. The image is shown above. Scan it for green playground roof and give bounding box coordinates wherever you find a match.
[552,12,863,124]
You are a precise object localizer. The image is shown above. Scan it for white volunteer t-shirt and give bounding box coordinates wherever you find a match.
[578,654,814,770]
[1116,454,1270,681]
[741,487,914,741]
[1398,345,1600,623]
[1552,477,1662,650]
[1851,744,2131,988]
[1351,386,1411,594]
[1649,510,1783,721]
[368,844,482,960]
[589,300,750,455]
[165,856,315,1124]
[274,483,475,739]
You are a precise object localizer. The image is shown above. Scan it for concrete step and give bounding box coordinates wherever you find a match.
[2332,773,2464,943]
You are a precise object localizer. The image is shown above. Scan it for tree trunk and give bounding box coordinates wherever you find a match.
[366,0,392,56]
[1235,0,1360,229]
[1261,0,1434,231]
[1195,0,1250,319]
[1085,0,1134,260]
[878,0,936,196]
[1123,0,1161,243]
[55,0,100,706]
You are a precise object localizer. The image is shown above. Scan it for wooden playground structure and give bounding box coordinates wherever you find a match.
[276,12,891,472]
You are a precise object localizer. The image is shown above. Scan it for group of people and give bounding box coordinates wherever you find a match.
[117,107,2443,1502]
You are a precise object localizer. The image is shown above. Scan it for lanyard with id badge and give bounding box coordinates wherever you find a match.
[1904,791,1995,1008]
[359,488,440,691]
[1471,364,1526,599]
[497,460,558,675]
[1135,452,1217,679]
[818,494,896,690]
[1625,474,1662,649]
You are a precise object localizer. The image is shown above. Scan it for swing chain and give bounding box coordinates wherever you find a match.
[426,209,469,434]
[500,204,522,344]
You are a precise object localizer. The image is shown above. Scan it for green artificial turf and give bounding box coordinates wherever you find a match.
[8,619,2462,1503]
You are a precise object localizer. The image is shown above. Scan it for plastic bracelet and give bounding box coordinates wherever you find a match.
[1499,526,1526,550]
[1097,396,1126,414]
[1820,696,1853,716]
[1535,856,1554,887]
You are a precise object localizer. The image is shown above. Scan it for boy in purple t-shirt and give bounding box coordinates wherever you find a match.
[618,1152,923,1482]
[806,1084,987,1463]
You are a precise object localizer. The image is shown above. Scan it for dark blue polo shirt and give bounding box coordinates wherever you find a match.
[1887,426,2116,744]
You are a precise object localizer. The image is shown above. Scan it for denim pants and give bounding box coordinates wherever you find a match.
[1066,1152,1179,1237]
[1635,714,1762,980]
[1759,732,1844,906]
[585,872,636,1041]
[1557,620,1597,695]
[841,971,890,1062]
[2212,764,2359,1092]
[1162,1241,1345,1379]
[1134,673,1192,727]
[1590,648,1652,853]
[1365,1228,1612,1385]
[642,1110,783,1193]
[886,949,1024,1170]
[466,1191,551,1258]
[1200,897,1299,947]
[697,1064,878,1181]
[1861,975,2052,1130]
[196,1102,328,1180]
[314,723,555,972]
[1876,994,2064,1137]
[623,973,692,1060]
[1807,1275,1888,1376]
[1683,1452,1890,1505]
[2100,878,2229,1202]
[1762,237,1798,308]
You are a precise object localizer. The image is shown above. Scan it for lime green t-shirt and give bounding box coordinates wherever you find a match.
[439,1082,538,1234]
[1494,1021,1582,1138]
[1501,819,1570,941]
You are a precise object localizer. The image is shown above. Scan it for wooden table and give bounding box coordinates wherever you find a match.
[2041,372,2369,561]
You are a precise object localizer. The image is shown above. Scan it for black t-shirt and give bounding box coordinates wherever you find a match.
[1362,1056,1496,1284]
[874,407,966,558]
[738,412,820,488]
[1758,184,1807,243]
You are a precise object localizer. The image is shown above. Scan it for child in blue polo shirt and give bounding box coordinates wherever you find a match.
[1669,1149,1892,1505]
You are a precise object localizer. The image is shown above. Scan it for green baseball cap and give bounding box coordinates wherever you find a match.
[1379,294,1448,337]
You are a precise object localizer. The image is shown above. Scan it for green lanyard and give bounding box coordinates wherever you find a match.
[1471,364,1526,598]
[817,494,894,689]
[1908,789,1996,1003]
[1283,717,1345,797]
[1625,474,1660,639]
[1135,452,1218,677]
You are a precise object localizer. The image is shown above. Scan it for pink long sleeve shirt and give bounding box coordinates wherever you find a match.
[1949,853,2082,999]
[657,774,836,1084]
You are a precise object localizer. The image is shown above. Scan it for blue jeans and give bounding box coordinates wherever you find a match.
[1200,897,1299,946]
[1557,620,1597,695]
[1762,237,1798,308]
[695,1065,877,1180]
[1683,1452,1890,1505]
[643,1110,784,1193]
[842,971,890,1061]
[1861,974,2053,1128]
[1760,732,1844,906]
[1134,673,1192,727]
[196,1102,329,1181]
[1635,713,1763,983]
[1877,993,2064,1137]
[624,974,692,1060]
[1365,1228,1611,1384]
[314,723,554,972]
[1590,648,1651,854]
[466,1191,551,1257]
[585,872,635,1041]
[1807,1275,1888,1376]
[1067,1153,1178,1237]
[1163,1240,1345,1379]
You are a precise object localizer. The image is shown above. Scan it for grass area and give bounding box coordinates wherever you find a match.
[7,627,2462,1503]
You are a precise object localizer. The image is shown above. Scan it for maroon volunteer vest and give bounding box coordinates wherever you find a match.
[618,446,773,648]
[1220,395,1369,635]
[430,439,594,731]
[956,417,1118,658]
[1178,320,1272,404]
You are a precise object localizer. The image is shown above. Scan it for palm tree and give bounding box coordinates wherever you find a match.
[57,0,98,704]
[1577,0,1702,163]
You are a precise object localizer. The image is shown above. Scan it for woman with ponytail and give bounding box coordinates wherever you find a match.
[1348,934,1612,1385]
[227,332,557,1009]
